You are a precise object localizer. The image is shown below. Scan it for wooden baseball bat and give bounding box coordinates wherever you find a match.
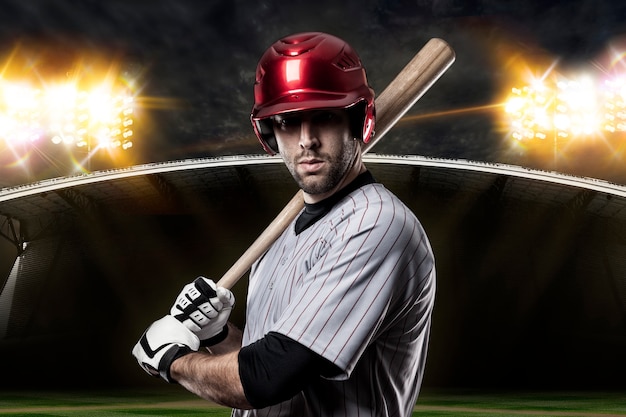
[217,38,455,289]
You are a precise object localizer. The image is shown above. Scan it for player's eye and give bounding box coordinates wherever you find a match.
[313,111,338,124]
[273,115,301,130]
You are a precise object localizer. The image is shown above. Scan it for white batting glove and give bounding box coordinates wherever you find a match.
[170,276,235,346]
[132,315,200,383]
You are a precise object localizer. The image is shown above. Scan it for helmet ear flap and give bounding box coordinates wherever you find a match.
[347,101,375,143]
[252,118,278,155]
[363,101,375,144]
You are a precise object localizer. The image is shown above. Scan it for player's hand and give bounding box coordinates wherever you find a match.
[132,315,200,383]
[170,276,235,346]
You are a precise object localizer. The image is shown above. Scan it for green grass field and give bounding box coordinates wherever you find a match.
[0,387,625,416]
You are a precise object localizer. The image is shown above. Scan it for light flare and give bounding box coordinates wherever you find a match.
[0,45,140,172]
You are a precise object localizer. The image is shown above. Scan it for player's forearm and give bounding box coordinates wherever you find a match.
[171,349,253,409]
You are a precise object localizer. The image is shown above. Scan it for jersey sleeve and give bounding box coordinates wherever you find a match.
[269,186,435,378]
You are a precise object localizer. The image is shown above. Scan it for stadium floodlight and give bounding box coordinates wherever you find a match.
[0,81,135,152]
[504,83,555,141]
[554,76,601,137]
[504,73,610,143]
[503,65,626,141]
[602,77,626,133]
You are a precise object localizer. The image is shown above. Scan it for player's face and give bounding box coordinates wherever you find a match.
[272,108,361,202]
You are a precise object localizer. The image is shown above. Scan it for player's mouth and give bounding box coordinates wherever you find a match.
[298,158,325,174]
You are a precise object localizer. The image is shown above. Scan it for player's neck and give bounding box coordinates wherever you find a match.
[295,169,375,234]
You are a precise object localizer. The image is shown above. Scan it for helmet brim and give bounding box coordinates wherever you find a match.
[252,90,366,121]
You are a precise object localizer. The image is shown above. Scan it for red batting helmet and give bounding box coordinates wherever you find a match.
[251,32,375,155]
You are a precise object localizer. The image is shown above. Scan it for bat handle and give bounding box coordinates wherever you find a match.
[216,190,305,289]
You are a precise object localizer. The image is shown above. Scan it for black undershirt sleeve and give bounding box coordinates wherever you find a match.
[238,332,342,409]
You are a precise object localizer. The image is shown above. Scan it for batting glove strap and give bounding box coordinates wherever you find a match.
[135,334,194,383]
[159,344,193,383]
[199,324,228,347]
[132,315,200,384]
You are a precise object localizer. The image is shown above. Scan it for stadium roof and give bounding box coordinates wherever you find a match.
[1,154,626,225]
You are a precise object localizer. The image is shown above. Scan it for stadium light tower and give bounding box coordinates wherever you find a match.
[504,73,608,169]
[1,81,135,154]
[602,77,626,133]
[504,81,562,168]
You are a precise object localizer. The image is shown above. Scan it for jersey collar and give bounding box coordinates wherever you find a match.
[294,170,376,235]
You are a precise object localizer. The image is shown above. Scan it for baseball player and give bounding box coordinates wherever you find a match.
[133,32,436,417]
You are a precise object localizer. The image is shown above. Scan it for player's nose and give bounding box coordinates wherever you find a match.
[299,120,320,150]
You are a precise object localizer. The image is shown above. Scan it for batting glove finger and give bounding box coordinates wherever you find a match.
[170,277,235,346]
[193,284,235,323]
[131,315,200,383]
[197,290,234,346]
[171,277,223,328]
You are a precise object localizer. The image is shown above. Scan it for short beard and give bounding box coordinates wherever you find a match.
[285,139,359,196]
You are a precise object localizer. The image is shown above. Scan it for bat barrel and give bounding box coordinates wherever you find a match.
[363,38,455,154]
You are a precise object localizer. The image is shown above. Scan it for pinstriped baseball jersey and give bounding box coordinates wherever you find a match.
[233,181,436,417]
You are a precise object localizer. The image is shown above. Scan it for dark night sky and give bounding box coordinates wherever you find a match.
[2,0,626,184]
